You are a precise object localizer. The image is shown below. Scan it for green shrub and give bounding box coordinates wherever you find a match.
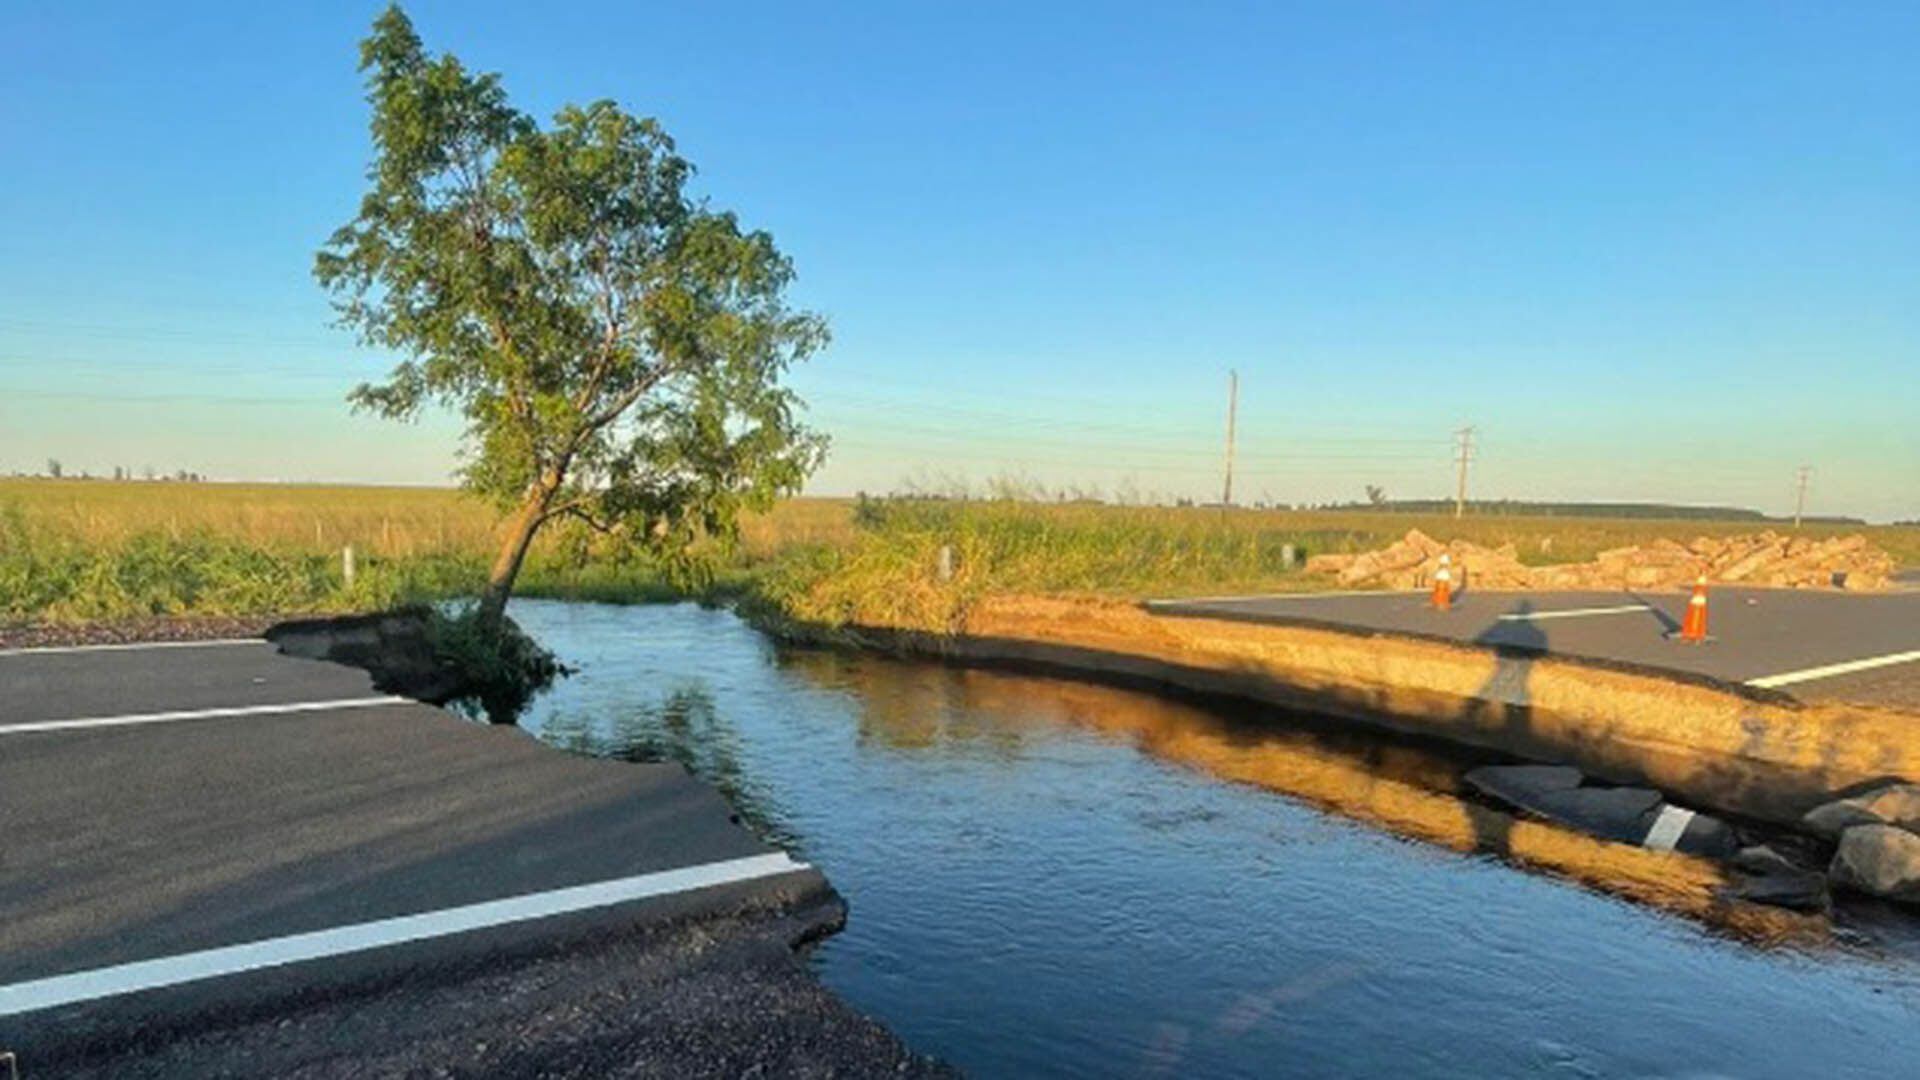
[425,604,568,724]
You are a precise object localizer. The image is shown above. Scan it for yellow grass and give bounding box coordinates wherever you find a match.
[0,479,856,562]
[0,478,496,558]
[1,478,1911,624]
[757,499,1919,632]
[8,479,1911,566]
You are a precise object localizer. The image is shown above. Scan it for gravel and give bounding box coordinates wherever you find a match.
[38,900,953,1079]
[0,614,281,650]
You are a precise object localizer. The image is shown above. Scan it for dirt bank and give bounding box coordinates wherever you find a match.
[787,594,1920,829]
[756,592,1920,939]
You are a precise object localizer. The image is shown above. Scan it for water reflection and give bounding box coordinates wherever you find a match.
[779,646,1480,799]
[780,648,1101,762]
[537,684,792,847]
[509,601,1920,1080]
[776,640,1820,943]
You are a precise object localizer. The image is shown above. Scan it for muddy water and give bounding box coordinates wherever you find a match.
[511,600,1920,1079]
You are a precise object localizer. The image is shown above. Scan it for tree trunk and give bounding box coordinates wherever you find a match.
[477,486,551,633]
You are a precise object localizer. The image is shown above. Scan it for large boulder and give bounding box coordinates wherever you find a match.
[1403,529,1443,557]
[1801,783,1920,838]
[1374,539,1431,573]
[1624,565,1669,589]
[1718,541,1783,582]
[1336,552,1383,585]
[1829,825,1920,903]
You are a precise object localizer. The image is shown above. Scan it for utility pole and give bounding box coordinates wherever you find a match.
[1221,369,1238,507]
[1453,425,1475,519]
[1793,465,1811,529]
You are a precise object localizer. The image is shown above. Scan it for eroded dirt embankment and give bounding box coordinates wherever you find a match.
[795,595,1920,828]
[759,593,1920,942]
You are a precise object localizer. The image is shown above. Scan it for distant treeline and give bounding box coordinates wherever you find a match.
[26,462,207,483]
[1319,499,1866,524]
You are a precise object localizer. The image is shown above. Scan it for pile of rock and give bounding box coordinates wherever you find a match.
[1464,763,1920,913]
[1635,531,1892,590]
[1304,529,1536,591]
[1304,529,1895,592]
[1466,762,1830,911]
[1803,783,1920,904]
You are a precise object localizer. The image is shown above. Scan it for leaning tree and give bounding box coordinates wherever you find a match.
[318,6,826,631]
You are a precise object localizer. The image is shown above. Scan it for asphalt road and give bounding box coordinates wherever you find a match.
[0,641,942,1075]
[1,640,379,725]
[1147,586,1920,707]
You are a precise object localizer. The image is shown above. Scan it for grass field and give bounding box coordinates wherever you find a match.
[2,477,1913,626]
[754,498,1920,631]
[0,479,640,622]
[0,479,856,560]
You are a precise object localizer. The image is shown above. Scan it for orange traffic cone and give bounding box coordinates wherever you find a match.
[1674,574,1709,643]
[1430,554,1454,611]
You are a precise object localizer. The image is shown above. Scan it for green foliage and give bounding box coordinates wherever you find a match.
[850,491,890,530]
[753,498,1920,634]
[0,506,336,621]
[754,500,1353,632]
[316,5,826,613]
[10,485,1914,633]
[0,501,700,625]
[424,604,566,723]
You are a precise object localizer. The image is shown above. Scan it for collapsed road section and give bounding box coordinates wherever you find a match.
[0,638,944,1076]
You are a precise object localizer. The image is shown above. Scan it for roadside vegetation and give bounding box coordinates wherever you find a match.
[4,478,1913,630]
[754,496,1920,632]
[0,479,671,623]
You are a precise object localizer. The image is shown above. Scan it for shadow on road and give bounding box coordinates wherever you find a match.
[1462,601,1549,855]
[1627,591,1681,636]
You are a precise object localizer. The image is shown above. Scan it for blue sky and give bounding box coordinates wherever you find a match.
[2,2,1914,519]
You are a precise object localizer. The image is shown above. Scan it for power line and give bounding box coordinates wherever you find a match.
[826,424,1445,463]
[810,389,1442,446]
[0,387,337,406]
[827,438,1452,478]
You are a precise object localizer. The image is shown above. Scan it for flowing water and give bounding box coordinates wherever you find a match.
[511,600,1920,1078]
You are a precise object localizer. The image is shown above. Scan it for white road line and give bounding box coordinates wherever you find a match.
[0,696,411,737]
[0,852,811,1018]
[1641,805,1695,852]
[0,638,264,657]
[1746,650,1920,690]
[1496,604,1653,622]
